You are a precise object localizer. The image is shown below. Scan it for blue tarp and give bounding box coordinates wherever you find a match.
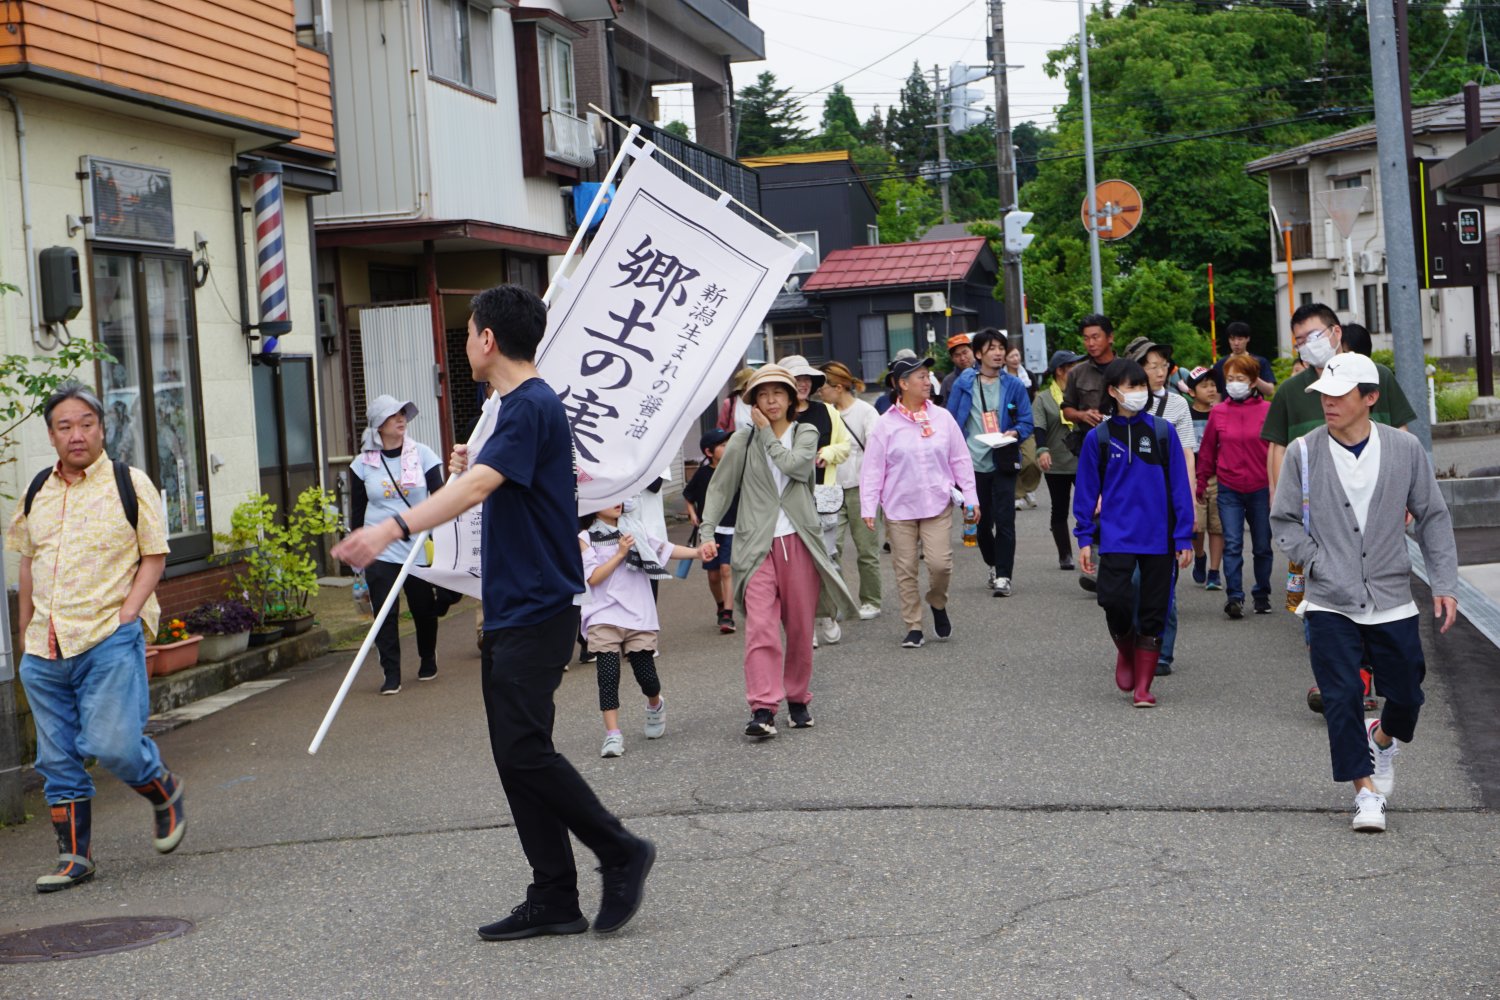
[572,183,615,233]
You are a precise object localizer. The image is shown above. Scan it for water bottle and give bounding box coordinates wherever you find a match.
[352,571,372,616]
[962,506,979,547]
[1285,561,1304,613]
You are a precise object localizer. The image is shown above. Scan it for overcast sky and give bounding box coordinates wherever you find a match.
[655,0,1103,138]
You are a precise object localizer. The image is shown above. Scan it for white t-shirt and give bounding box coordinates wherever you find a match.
[1150,388,1197,451]
[834,398,879,489]
[766,425,798,538]
[1303,428,1418,625]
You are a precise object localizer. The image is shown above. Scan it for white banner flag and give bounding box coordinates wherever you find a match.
[537,147,802,514]
[408,396,497,600]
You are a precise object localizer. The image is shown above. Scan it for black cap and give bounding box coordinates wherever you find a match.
[699,428,732,453]
[887,355,936,385]
[1046,349,1086,375]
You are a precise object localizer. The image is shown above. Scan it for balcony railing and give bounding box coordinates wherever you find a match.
[1273,221,1314,262]
[622,116,762,222]
[544,109,597,168]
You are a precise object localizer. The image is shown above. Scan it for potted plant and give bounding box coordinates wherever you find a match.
[148,618,202,676]
[215,487,339,637]
[184,598,259,663]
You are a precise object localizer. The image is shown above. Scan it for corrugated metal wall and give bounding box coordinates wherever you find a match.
[357,304,442,451]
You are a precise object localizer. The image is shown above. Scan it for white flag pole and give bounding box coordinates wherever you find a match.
[308,130,643,755]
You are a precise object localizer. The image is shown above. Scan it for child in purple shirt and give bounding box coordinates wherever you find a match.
[580,503,706,759]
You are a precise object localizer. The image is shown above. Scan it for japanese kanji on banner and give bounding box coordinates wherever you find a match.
[537,146,803,513]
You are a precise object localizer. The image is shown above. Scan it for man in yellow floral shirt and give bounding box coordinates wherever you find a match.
[6,383,185,892]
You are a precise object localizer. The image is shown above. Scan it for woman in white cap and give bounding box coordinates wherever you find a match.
[777,354,851,645]
[861,355,978,649]
[349,395,455,694]
[699,365,856,739]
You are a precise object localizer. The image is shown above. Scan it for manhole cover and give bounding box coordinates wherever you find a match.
[0,916,194,963]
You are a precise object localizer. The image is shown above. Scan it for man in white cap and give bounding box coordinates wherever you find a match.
[1270,351,1459,833]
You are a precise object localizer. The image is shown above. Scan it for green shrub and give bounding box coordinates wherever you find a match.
[1435,385,1478,422]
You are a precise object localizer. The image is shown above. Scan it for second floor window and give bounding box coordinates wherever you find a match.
[427,0,495,97]
[538,31,576,117]
[785,231,820,274]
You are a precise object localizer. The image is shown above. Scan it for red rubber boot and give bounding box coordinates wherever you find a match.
[1132,636,1162,708]
[1111,631,1136,692]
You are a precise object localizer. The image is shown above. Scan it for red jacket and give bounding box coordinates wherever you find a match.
[1196,397,1270,497]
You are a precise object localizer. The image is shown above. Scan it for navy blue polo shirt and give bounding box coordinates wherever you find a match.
[473,377,586,629]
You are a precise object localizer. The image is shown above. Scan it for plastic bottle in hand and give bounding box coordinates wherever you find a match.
[1285,561,1304,613]
[962,505,979,547]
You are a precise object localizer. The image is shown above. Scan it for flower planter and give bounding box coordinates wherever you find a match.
[248,626,285,648]
[148,635,202,676]
[145,647,159,673]
[265,612,315,637]
[198,630,252,663]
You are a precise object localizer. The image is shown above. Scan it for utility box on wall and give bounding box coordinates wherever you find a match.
[38,246,82,323]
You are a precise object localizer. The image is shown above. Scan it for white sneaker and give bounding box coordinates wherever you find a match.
[644,698,666,739]
[1014,498,1025,511]
[858,603,881,620]
[817,617,842,644]
[1025,492,1038,508]
[1351,788,1387,832]
[1367,719,1399,797]
[993,577,1012,598]
[600,732,625,758]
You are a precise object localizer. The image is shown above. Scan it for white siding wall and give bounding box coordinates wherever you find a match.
[425,13,566,234]
[316,0,423,222]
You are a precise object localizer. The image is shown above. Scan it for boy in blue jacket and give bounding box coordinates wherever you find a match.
[1073,359,1195,706]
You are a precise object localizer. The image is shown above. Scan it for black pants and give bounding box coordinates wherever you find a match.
[1044,473,1075,560]
[974,467,1018,577]
[481,606,632,912]
[364,559,439,683]
[1307,612,1426,783]
[1097,552,1175,638]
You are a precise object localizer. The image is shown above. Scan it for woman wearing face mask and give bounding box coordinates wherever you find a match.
[1196,354,1273,619]
[1072,359,1195,708]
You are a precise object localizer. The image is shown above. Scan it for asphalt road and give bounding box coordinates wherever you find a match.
[3,498,1497,999]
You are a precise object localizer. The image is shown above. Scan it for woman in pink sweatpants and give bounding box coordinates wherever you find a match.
[700,365,856,740]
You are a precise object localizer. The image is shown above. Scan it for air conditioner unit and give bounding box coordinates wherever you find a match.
[1324,220,1341,261]
[1357,250,1385,274]
[316,293,338,351]
[914,291,948,313]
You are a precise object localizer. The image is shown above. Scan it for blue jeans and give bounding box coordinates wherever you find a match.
[1130,561,1178,664]
[19,621,164,803]
[1216,486,1272,603]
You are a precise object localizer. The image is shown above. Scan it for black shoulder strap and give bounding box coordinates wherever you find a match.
[1155,417,1174,554]
[1153,391,1169,418]
[114,461,139,531]
[23,467,51,517]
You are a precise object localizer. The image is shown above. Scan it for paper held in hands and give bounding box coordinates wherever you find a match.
[974,431,1018,449]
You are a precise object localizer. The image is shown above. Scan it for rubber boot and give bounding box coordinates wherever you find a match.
[1110,632,1136,692]
[1132,636,1162,708]
[132,769,186,854]
[36,798,95,893]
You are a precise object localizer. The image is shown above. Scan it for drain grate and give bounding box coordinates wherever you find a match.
[0,916,194,964]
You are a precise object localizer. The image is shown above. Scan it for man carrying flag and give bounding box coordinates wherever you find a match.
[333,285,655,941]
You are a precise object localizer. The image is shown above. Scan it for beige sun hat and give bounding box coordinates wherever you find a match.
[741,363,799,403]
[730,366,757,393]
[776,354,826,391]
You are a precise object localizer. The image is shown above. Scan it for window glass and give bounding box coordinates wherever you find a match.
[858,315,887,383]
[426,0,460,83]
[95,254,148,470]
[538,31,554,112]
[282,361,316,466]
[785,231,819,274]
[886,312,915,357]
[426,0,493,96]
[253,363,281,470]
[144,257,206,537]
[552,36,574,116]
[867,224,880,246]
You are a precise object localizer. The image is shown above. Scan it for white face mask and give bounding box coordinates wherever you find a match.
[1225,381,1252,400]
[1299,331,1335,368]
[1117,389,1150,413]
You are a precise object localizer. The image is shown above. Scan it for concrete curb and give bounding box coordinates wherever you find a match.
[1432,417,1500,439]
[147,628,331,716]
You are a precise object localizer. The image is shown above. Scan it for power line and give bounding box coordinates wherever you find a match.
[798,0,982,101]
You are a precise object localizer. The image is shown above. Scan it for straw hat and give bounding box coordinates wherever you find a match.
[776,354,826,392]
[730,366,757,393]
[741,363,799,403]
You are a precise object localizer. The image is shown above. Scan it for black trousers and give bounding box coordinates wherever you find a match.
[364,559,439,682]
[481,606,632,911]
[1307,612,1426,783]
[974,467,1018,577]
[1097,552,1175,638]
[1044,473,1076,559]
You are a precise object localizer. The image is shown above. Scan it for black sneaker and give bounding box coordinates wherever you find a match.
[1059,555,1075,571]
[788,702,814,728]
[931,606,952,641]
[478,900,589,941]
[1253,594,1272,615]
[433,589,463,618]
[744,708,777,739]
[1078,575,1097,593]
[417,659,437,681]
[1225,600,1244,620]
[595,836,656,935]
[379,677,401,695]
[1155,660,1173,676]
[901,630,925,649]
[717,608,736,634]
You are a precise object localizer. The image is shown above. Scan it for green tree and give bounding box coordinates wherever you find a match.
[862,106,887,148]
[875,177,942,244]
[733,71,809,157]
[886,63,937,170]
[820,84,863,142]
[662,120,692,140]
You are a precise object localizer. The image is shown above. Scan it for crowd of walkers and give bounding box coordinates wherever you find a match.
[7,281,1461,947]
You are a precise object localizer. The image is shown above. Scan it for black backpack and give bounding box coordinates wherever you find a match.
[24,461,139,531]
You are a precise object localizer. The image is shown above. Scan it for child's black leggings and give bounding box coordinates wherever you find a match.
[595,650,661,712]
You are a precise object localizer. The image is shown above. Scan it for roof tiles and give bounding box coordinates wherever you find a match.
[800,236,988,293]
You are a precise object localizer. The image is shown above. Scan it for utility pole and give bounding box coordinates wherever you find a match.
[1369,0,1430,448]
[933,64,952,224]
[0,582,23,824]
[991,0,1025,338]
[1466,81,1496,400]
[1078,0,1103,314]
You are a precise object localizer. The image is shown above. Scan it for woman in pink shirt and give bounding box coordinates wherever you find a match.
[1195,353,1273,619]
[861,356,978,648]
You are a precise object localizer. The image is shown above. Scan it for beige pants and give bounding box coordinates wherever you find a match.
[1017,436,1042,495]
[886,511,954,630]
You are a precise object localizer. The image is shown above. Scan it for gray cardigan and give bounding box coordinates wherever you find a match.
[1270,424,1459,616]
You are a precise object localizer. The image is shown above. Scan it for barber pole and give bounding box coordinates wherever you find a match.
[252,160,292,343]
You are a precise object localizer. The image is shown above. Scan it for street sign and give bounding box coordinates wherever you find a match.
[1081,179,1143,241]
[1457,207,1483,245]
